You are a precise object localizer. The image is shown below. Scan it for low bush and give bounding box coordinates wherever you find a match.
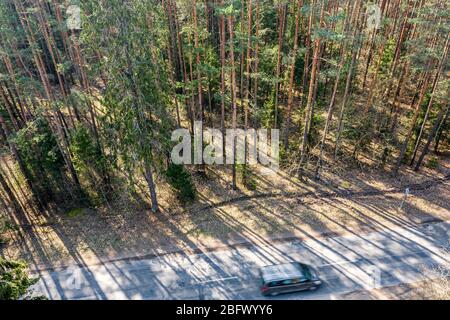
[165,164,196,203]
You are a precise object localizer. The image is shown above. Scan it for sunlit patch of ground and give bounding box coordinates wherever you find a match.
[340,277,450,300]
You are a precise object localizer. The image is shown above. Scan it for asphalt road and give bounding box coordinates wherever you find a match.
[31,221,449,300]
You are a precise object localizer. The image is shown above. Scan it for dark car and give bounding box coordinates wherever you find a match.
[259,262,322,296]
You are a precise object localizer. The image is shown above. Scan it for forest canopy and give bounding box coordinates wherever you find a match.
[0,0,448,215]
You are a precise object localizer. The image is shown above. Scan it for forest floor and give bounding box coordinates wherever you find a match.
[1,149,449,272]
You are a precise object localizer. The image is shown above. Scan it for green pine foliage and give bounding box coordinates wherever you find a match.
[0,258,45,300]
[165,164,196,203]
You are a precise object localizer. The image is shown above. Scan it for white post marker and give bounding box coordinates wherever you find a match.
[365,266,381,289]
[399,187,410,210]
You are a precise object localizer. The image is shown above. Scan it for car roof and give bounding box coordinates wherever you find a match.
[260,262,307,282]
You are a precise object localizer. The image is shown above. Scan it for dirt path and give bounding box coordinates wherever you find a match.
[192,173,450,213]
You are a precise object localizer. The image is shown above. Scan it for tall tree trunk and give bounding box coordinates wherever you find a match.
[239,4,245,113]
[123,23,159,212]
[334,2,363,159]
[315,0,357,177]
[363,41,386,113]
[172,0,193,133]
[414,104,449,171]
[362,29,377,91]
[243,0,253,183]
[193,0,206,175]
[253,0,260,129]
[14,0,82,194]
[389,60,410,134]
[274,3,287,129]
[228,14,238,190]
[219,2,226,150]
[383,1,417,100]
[0,168,23,216]
[193,0,203,120]
[284,0,302,150]
[434,106,449,153]
[0,112,44,210]
[167,41,181,128]
[298,0,324,176]
[392,71,432,176]
[409,37,449,166]
[300,0,315,111]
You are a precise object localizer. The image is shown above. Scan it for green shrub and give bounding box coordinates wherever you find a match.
[381,39,396,73]
[14,116,66,202]
[0,217,17,246]
[425,156,439,169]
[261,94,276,129]
[70,126,112,203]
[165,164,196,203]
[70,126,109,180]
[66,208,85,219]
[0,258,42,300]
[308,111,325,147]
[237,164,257,191]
